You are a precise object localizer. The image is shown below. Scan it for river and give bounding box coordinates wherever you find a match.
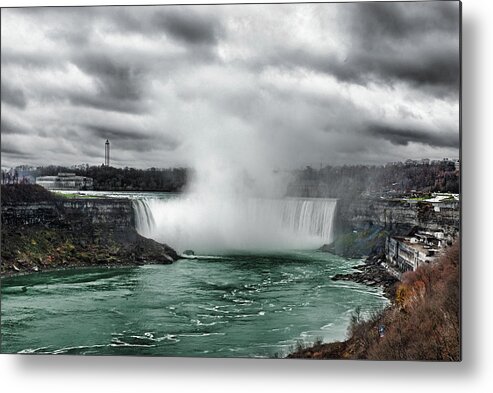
[1,191,388,357]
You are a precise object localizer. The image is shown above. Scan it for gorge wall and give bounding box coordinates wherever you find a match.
[321,196,459,258]
[1,186,179,276]
[334,197,460,235]
[2,199,135,233]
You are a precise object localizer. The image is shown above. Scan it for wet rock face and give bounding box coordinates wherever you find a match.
[331,256,399,300]
[1,199,134,232]
[1,198,179,276]
[335,197,459,235]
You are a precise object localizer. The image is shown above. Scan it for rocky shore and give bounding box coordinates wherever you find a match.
[320,225,400,300]
[331,256,399,300]
[1,226,180,277]
[287,232,402,359]
[1,184,180,277]
[288,241,460,360]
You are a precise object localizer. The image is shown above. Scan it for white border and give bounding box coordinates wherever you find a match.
[1,0,492,392]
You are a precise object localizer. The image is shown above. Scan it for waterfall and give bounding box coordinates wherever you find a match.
[133,199,156,237]
[245,198,336,242]
[133,196,337,253]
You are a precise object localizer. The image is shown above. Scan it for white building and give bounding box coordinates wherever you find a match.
[36,173,93,190]
[385,230,449,274]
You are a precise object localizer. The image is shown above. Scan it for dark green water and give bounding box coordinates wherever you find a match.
[1,251,387,357]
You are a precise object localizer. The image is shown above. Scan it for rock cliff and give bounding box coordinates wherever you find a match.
[1,185,179,276]
[334,197,459,235]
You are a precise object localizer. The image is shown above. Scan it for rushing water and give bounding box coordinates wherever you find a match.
[1,251,387,357]
[1,191,387,357]
[133,196,337,253]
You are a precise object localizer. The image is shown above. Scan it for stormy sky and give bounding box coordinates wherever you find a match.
[1,1,460,170]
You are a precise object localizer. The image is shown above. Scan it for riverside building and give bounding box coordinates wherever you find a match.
[385,230,451,274]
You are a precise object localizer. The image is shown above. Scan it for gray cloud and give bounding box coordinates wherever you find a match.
[348,2,458,41]
[1,81,27,109]
[367,124,460,149]
[0,2,460,170]
[1,115,31,135]
[106,6,223,47]
[153,9,222,45]
[87,125,151,141]
[343,1,460,94]
[1,139,32,157]
[249,2,459,97]
[70,54,146,113]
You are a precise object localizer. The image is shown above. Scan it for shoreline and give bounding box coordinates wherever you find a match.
[283,252,401,359]
[0,259,183,280]
[331,258,399,301]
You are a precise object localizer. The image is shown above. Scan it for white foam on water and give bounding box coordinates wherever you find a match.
[133,196,337,253]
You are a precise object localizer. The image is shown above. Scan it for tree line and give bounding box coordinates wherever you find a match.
[287,161,459,198]
[35,165,189,192]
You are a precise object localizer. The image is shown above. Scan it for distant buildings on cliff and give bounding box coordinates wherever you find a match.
[385,230,453,275]
[386,157,460,170]
[36,173,93,191]
[383,191,459,278]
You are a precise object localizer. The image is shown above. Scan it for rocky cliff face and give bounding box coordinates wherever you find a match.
[323,196,459,259]
[335,197,460,235]
[2,199,134,230]
[1,192,179,276]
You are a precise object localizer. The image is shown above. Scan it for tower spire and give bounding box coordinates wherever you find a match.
[105,139,110,167]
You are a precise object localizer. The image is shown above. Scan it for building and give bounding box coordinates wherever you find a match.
[403,193,460,212]
[454,159,460,171]
[424,193,460,212]
[385,230,449,274]
[36,173,93,190]
[105,139,110,167]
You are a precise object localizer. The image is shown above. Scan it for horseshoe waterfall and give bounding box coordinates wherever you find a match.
[133,196,338,253]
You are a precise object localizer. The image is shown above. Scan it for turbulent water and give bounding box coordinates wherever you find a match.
[1,191,387,357]
[1,251,387,357]
[133,195,337,253]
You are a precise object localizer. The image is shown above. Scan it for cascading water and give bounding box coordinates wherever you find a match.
[133,196,337,253]
[133,199,156,233]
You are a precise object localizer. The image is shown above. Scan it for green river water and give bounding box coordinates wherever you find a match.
[1,251,387,357]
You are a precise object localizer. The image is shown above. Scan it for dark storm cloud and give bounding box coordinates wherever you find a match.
[113,7,223,46]
[117,137,179,153]
[154,9,222,45]
[368,124,460,149]
[68,93,144,114]
[349,1,458,42]
[1,80,27,109]
[0,2,460,169]
[0,115,31,136]
[252,2,459,96]
[264,43,458,93]
[342,1,460,93]
[1,147,29,156]
[70,53,145,112]
[1,117,20,135]
[1,140,32,157]
[87,125,151,141]
[0,8,222,117]
[87,125,179,152]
